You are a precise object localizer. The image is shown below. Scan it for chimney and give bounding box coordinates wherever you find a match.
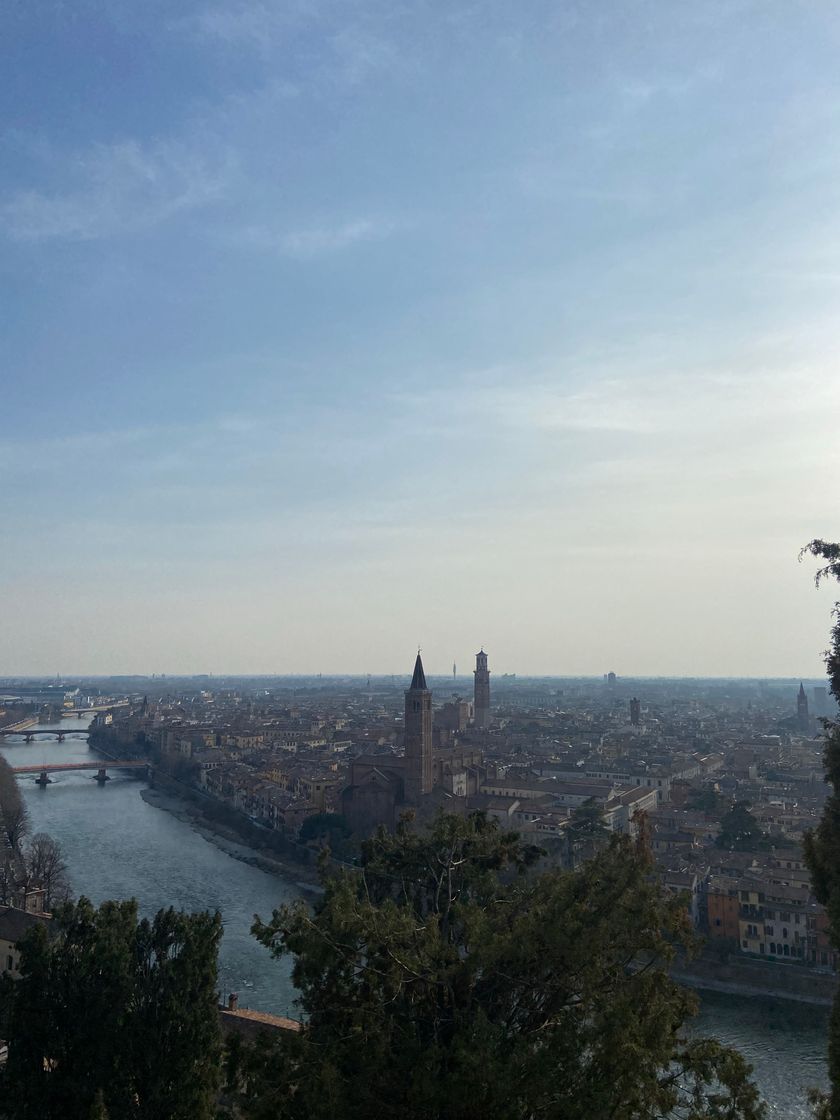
[228,993,239,1011]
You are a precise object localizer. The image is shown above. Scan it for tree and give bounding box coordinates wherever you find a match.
[686,788,726,816]
[24,833,69,910]
[715,801,771,852]
[0,757,29,850]
[565,796,610,867]
[801,540,840,1119]
[569,795,610,837]
[298,812,353,857]
[0,898,223,1120]
[233,811,764,1120]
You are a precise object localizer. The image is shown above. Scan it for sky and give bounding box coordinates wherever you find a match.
[1,0,839,678]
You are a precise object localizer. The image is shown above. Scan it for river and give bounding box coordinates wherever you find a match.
[0,717,829,1115]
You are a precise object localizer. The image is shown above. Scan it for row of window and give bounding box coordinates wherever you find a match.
[741,940,806,958]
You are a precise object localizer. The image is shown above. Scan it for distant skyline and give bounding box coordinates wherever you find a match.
[2,2,839,676]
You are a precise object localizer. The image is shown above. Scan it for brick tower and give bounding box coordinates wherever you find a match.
[797,682,809,733]
[473,649,491,729]
[404,652,433,802]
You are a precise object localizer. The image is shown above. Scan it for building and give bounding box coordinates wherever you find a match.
[404,653,433,802]
[342,652,474,833]
[473,650,491,729]
[629,697,641,726]
[797,683,810,733]
[0,906,51,979]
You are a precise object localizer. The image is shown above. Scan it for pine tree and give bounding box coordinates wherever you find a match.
[715,801,771,852]
[234,810,764,1120]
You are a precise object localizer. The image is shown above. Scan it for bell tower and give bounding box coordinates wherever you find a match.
[797,682,809,732]
[474,649,490,729]
[404,652,433,802]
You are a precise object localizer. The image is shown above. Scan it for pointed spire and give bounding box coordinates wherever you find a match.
[799,682,807,698]
[409,652,428,691]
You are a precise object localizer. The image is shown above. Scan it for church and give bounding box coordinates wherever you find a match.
[341,652,486,834]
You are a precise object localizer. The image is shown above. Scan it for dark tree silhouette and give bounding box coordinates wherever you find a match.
[801,540,840,1119]
[231,811,764,1120]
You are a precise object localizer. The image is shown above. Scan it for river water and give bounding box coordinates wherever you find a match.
[0,718,829,1115]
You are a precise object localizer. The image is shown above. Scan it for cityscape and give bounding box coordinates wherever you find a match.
[2,659,838,993]
[5,1,840,1117]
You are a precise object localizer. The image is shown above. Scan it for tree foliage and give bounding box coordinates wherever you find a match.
[24,833,69,910]
[686,788,726,816]
[298,812,352,849]
[232,811,764,1120]
[569,796,610,837]
[715,802,771,852]
[0,898,222,1120]
[802,539,840,1118]
[0,756,29,850]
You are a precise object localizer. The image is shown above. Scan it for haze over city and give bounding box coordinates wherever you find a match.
[2,1,839,676]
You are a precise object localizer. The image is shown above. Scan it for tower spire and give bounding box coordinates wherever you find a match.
[410,652,427,691]
[405,651,433,801]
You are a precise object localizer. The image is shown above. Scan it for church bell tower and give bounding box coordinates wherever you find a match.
[404,652,433,802]
[474,649,491,729]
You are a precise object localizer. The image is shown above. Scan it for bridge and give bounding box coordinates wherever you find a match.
[0,729,90,742]
[58,703,130,716]
[13,761,149,786]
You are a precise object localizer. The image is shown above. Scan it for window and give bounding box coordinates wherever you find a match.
[742,940,748,948]
[770,943,776,954]
[714,918,721,927]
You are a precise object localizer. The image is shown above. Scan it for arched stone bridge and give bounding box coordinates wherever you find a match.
[13,761,149,786]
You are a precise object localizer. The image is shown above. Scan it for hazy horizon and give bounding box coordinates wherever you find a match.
[0,663,833,685]
[2,2,839,677]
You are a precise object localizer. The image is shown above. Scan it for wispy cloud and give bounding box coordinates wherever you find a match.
[1,139,232,242]
[231,216,396,257]
[171,1,302,54]
[173,1,406,86]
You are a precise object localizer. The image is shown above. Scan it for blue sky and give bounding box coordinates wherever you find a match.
[1,0,839,676]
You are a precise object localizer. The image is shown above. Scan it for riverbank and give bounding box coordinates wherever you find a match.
[672,948,837,1008]
[140,787,323,895]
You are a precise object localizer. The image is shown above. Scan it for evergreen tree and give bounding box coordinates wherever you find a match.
[233,811,764,1120]
[569,795,610,837]
[0,898,222,1120]
[715,802,771,852]
[801,540,840,1119]
[686,788,726,816]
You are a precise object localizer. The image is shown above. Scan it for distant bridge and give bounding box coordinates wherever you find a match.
[59,703,129,715]
[13,761,149,786]
[0,729,89,742]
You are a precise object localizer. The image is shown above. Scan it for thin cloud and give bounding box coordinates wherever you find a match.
[1,139,232,242]
[231,216,396,257]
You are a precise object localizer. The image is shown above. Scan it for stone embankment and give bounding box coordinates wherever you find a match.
[141,774,325,893]
[672,948,837,1007]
